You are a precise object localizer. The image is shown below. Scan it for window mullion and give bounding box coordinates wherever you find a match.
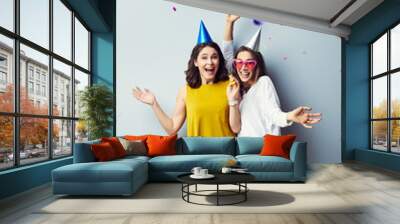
[370,45,373,149]
[49,0,54,160]
[388,30,391,152]
[71,10,76,154]
[13,0,20,167]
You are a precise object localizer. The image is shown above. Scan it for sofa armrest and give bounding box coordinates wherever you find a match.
[289,141,307,181]
[73,142,98,163]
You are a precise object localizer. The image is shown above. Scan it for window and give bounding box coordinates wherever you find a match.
[20,0,49,49]
[42,85,46,97]
[28,67,34,80]
[53,59,71,117]
[0,71,6,84]
[35,83,40,95]
[41,73,46,82]
[0,116,13,170]
[35,70,40,81]
[75,18,89,69]
[0,0,13,32]
[53,119,72,158]
[74,69,89,118]
[371,23,400,154]
[0,55,7,67]
[28,81,34,94]
[0,54,7,88]
[0,1,91,170]
[53,0,72,60]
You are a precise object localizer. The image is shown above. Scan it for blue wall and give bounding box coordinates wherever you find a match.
[345,0,400,171]
[0,158,72,199]
[0,0,115,200]
[91,32,114,135]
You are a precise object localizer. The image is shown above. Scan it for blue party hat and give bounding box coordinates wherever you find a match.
[197,20,213,44]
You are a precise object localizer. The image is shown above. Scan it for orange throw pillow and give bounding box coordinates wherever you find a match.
[260,134,296,159]
[91,142,117,161]
[124,135,150,141]
[101,137,127,158]
[146,135,177,157]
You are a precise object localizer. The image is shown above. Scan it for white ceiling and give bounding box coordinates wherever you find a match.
[166,0,384,38]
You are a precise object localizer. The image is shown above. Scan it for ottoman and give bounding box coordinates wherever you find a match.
[52,157,148,196]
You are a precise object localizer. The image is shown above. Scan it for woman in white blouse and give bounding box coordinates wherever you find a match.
[223,15,321,137]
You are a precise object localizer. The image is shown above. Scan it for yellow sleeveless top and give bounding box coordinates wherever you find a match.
[186,80,234,137]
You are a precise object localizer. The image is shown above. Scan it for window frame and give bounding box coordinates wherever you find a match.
[0,0,92,171]
[370,21,400,154]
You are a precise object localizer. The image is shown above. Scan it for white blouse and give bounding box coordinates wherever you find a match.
[238,76,292,137]
[221,41,292,137]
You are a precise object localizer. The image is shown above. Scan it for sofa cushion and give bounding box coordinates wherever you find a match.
[52,159,147,183]
[148,154,235,172]
[115,155,150,163]
[177,137,236,155]
[236,137,263,155]
[236,155,293,172]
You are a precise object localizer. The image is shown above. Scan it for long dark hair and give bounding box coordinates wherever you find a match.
[185,42,229,88]
[232,46,267,94]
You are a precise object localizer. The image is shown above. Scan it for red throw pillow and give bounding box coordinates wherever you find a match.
[91,142,117,161]
[146,135,177,157]
[260,134,296,159]
[101,137,127,158]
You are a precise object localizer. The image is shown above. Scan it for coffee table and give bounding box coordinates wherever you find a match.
[177,172,255,206]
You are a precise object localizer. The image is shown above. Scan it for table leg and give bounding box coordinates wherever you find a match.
[188,184,190,202]
[217,184,219,206]
[195,184,197,192]
[245,183,247,201]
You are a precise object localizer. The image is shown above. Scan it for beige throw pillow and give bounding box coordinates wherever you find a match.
[118,138,147,156]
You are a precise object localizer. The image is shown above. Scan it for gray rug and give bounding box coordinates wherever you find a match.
[38,183,362,214]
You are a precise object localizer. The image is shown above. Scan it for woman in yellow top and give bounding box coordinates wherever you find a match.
[133,21,241,137]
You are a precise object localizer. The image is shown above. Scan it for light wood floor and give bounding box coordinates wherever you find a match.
[1,162,400,224]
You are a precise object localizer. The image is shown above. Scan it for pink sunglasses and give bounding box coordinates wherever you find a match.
[233,59,257,70]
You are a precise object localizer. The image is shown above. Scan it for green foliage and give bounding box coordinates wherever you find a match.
[79,84,113,140]
[372,99,400,140]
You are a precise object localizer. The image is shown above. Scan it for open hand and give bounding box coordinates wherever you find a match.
[226,14,240,23]
[287,106,322,128]
[132,87,156,105]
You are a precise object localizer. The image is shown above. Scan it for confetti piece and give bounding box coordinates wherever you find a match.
[283,56,288,61]
[252,19,263,26]
[268,37,272,40]
[302,50,307,55]
[172,6,177,12]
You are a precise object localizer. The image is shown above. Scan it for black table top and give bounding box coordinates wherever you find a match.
[177,172,255,185]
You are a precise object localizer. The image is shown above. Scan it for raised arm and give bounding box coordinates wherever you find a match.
[224,15,240,42]
[223,15,240,72]
[133,86,186,135]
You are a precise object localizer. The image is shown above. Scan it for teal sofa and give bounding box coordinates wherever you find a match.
[52,137,307,196]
